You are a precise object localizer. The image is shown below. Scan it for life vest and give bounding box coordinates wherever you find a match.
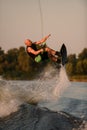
[26,43,42,63]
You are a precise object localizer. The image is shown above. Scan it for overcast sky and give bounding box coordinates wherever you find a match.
[0,0,87,55]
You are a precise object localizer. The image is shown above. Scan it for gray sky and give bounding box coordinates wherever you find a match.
[0,0,87,55]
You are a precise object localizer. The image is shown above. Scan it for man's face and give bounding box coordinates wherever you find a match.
[25,39,32,46]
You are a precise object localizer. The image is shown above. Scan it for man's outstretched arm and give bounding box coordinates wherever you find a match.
[36,34,51,45]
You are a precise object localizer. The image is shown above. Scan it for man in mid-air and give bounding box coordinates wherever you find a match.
[24,34,67,65]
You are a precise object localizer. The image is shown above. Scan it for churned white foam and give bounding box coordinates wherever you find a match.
[0,65,70,117]
[0,99,21,117]
[53,66,70,98]
[0,83,22,117]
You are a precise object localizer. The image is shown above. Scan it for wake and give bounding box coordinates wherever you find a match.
[0,65,70,117]
[53,66,70,97]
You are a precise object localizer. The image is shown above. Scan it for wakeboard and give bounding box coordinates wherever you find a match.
[60,44,67,65]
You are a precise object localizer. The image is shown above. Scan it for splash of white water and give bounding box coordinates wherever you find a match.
[0,84,22,117]
[53,66,70,98]
[0,66,70,117]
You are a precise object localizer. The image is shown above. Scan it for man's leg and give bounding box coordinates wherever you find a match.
[44,47,55,55]
[44,47,60,56]
[44,47,61,63]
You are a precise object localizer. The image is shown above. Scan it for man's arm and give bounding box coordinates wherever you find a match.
[27,47,43,55]
[36,34,51,45]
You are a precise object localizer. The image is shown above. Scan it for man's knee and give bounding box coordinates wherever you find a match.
[45,47,51,52]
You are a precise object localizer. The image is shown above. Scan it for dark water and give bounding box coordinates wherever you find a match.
[39,82,87,120]
[0,66,87,129]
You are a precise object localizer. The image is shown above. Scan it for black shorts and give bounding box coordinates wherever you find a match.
[41,52,49,61]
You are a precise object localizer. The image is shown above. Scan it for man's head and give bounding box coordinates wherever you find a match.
[24,39,32,46]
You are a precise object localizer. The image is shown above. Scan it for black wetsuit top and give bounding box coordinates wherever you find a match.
[26,42,49,61]
[26,43,38,60]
